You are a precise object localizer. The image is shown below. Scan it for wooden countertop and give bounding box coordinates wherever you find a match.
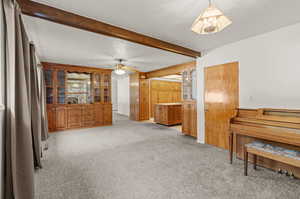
[155,103,182,106]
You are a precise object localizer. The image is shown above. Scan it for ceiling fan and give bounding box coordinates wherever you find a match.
[113,59,140,75]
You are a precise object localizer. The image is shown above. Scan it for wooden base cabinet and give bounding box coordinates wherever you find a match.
[154,103,182,126]
[82,105,96,127]
[103,104,112,125]
[47,106,56,132]
[68,107,82,129]
[182,100,197,138]
[47,104,112,132]
[55,107,68,130]
[95,105,104,126]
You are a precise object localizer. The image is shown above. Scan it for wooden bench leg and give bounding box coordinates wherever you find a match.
[244,147,248,176]
[253,154,257,170]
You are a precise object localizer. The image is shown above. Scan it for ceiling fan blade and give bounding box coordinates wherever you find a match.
[121,66,140,73]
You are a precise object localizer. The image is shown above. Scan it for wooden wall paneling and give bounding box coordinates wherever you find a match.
[150,80,182,117]
[145,61,196,78]
[130,73,150,121]
[20,1,200,58]
[130,73,140,121]
[204,62,239,149]
[139,78,150,120]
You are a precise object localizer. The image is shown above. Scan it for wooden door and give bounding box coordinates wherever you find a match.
[55,106,67,130]
[204,62,239,149]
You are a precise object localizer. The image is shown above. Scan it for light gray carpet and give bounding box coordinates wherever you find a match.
[35,115,300,199]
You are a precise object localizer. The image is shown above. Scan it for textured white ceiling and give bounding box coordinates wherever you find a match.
[24,0,300,71]
[23,16,194,72]
[32,0,300,52]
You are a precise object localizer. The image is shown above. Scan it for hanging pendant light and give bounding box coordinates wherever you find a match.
[191,0,232,34]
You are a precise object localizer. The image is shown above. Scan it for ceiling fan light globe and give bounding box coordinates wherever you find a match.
[114,69,126,75]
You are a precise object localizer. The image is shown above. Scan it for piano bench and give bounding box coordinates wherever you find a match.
[244,141,300,176]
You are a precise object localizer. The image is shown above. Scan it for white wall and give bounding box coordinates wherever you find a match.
[111,78,118,111]
[117,76,130,116]
[197,22,300,143]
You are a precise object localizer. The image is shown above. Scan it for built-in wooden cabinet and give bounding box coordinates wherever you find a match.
[103,104,113,125]
[181,68,197,138]
[55,106,68,130]
[67,106,82,129]
[47,107,56,132]
[154,103,182,125]
[43,62,112,132]
[182,100,197,138]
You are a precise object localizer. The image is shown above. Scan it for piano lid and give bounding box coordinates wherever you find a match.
[231,108,300,130]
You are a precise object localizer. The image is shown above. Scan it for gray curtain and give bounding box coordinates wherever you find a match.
[30,44,42,168]
[38,64,49,143]
[3,0,34,198]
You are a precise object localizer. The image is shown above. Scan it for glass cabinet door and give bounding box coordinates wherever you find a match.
[57,70,66,104]
[191,69,197,100]
[182,70,192,100]
[182,69,196,100]
[46,88,54,104]
[44,69,54,104]
[103,73,111,103]
[57,70,65,87]
[94,73,101,103]
[45,69,53,86]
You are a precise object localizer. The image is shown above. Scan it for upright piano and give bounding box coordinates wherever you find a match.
[229,108,300,177]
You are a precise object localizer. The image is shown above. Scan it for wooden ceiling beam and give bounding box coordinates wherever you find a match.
[145,61,196,79]
[19,1,201,58]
